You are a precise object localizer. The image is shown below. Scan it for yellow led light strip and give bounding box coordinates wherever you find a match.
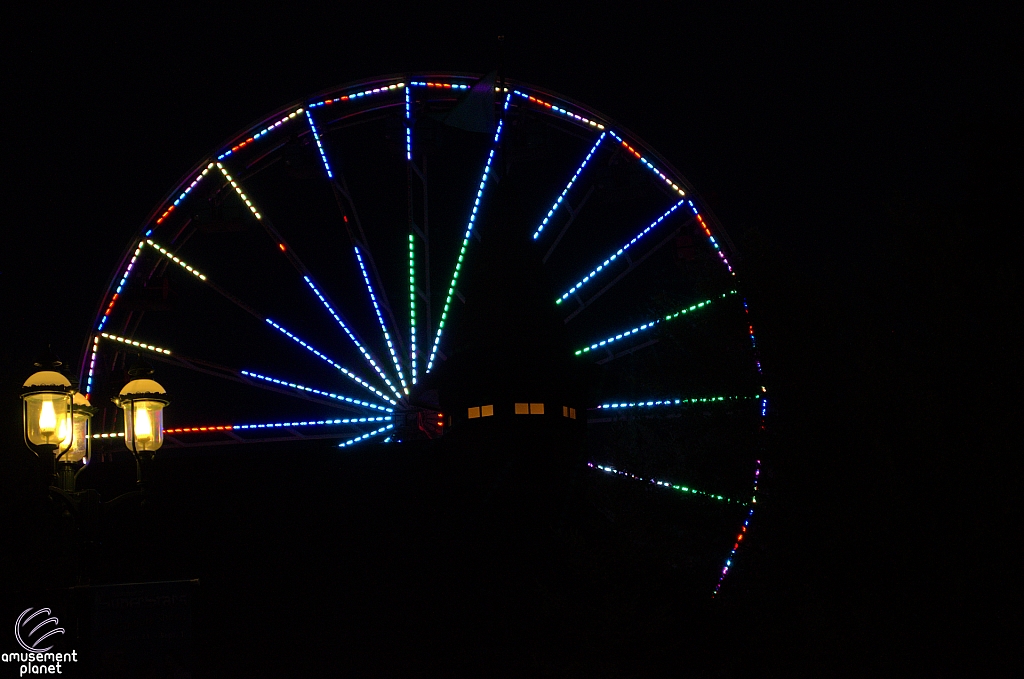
[216,163,262,220]
[99,333,172,355]
[145,239,207,280]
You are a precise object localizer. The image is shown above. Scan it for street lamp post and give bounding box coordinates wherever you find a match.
[19,351,171,586]
[112,362,170,487]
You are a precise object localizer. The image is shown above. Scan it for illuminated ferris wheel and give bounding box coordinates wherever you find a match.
[79,73,766,595]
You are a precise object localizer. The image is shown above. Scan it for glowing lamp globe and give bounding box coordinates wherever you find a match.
[65,392,96,464]
[115,379,169,454]
[21,370,73,456]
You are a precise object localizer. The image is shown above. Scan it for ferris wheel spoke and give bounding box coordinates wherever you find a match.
[301,274,401,399]
[337,423,394,448]
[573,291,739,359]
[265,318,398,405]
[354,245,408,395]
[144,237,388,398]
[532,131,606,241]
[213,157,401,399]
[166,415,391,437]
[94,332,380,414]
[331,175,410,367]
[407,234,420,386]
[591,394,756,412]
[427,93,512,373]
[239,370,394,412]
[561,219,692,324]
[587,463,749,507]
[555,199,688,310]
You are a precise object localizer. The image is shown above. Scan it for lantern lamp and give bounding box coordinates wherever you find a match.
[66,392,97,464]
[114,378,169,455]
[21,370,74,459]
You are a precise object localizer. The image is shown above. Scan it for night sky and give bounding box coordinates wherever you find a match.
[1,4,1017,675]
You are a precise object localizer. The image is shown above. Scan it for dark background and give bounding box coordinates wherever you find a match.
[1,3,1017,675]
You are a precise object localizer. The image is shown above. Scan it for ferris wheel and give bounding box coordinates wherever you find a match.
[79,73,766,595]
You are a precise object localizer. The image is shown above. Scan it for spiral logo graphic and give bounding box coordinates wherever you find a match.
[15,608,65,652]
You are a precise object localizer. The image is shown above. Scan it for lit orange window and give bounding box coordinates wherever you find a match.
[563,406,569,417]
[481,405,494,417]
[570,408,576,419]
[515,403,529,415]
[530,403,544,415]
[468,407,480,419]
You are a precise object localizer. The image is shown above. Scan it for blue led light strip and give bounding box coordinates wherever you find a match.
[606,131,685,198]
[302,276,398,399]
[308,83,406,108]
[338,423,394,448]
[265,319,397,405]
[512,90,605,130]
[713,459,760,598]
[426,94,512,373]
[241,370,393,412]
[532,132,606,240]
[556,200,686,304]
[217,109,305,160]
[305,110,333,178]
[594,395,755,409]
[154,164,214,227]
[408,235,418,385]
[588,463,747,505]
[405,85,412,161]
[165,416,392,434]
[97,241,145,333]
[85,336,100,396]
[354,246,407,394]
[575,291,737,355]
